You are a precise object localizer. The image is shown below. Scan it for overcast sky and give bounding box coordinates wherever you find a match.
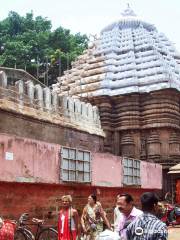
[1,0,180,50]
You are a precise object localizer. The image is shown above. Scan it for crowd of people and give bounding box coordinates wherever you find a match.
[58,192,168,240]
[0,191,168,240]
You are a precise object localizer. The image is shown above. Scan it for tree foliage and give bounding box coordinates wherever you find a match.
[0,11,88,85]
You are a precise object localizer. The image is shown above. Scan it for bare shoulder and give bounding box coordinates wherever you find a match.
[83,205,88,212]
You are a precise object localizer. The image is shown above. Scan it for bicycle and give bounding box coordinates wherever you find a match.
[14,213,58,240]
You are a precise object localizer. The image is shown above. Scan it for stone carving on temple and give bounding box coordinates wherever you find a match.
[140,136,147,160]
[147,131,161,162]
[120,132,135,157]
[169,132,180,159]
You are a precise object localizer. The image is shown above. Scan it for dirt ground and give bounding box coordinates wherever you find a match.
[168,226,180,240]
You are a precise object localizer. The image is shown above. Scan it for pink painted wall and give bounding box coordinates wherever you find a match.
[141,161,162,189]
[0,133,162,189]
[0,134,60,183]
[92,153,162,189]
[92,153,123,187]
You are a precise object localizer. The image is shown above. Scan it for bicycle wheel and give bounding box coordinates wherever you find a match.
[14,228,34,240]
[38,228,58,240]
[14,229,28,240]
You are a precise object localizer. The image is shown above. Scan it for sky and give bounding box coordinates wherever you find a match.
[1,0,180,49]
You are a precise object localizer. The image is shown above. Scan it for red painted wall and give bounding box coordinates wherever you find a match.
[0,181,160,222]
[176,179,180,204]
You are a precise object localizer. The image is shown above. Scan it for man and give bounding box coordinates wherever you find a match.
[126,192,168,240]
[58,195,79,240]
[116,193,143,239]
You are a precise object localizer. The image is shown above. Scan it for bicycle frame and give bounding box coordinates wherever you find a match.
[15,213,57,240]
[20,221,57,239]
[21,222,44,240]
[16,226,35,240]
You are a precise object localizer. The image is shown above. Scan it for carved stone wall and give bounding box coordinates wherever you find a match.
[120,132,135,157]
[147,131,161,162]
[89,89,180,169]
[169,132,180,158]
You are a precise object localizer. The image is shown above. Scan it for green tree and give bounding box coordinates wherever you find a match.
[0,11,88,86]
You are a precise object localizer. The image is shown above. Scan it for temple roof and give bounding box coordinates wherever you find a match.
[101,5,156,33]
[53,5,180,97]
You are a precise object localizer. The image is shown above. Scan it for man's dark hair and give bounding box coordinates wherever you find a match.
[141,192,159,212]
[119,193,134,203]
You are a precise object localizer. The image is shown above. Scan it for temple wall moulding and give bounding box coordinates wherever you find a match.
[0,71,104,137]
[140,136,147,160]
[147,131,161,160]
[92,90,180,133]
[120,132,135,157]
[103,130,113,152]
[141,90,180,129]
[169,131,180,156]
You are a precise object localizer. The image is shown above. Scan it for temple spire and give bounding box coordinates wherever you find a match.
[121,3,137,17]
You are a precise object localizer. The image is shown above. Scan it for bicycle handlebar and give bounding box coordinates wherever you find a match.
[19,213,29,223]
[32,218,44,224]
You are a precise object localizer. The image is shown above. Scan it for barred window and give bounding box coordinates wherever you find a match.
[61,147,91,183]
[123,157,141,186]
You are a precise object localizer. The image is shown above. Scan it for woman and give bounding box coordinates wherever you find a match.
[58,195,79,240]
[81,194,111,240]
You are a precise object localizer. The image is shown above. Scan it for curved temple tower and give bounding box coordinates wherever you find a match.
[53,6,180,192]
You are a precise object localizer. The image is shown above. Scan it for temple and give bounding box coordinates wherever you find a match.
[53,5,180,193]
[1,5,179,219]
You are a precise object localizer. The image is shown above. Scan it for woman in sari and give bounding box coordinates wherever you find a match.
[81,194,111,240]
[58,195,79,240]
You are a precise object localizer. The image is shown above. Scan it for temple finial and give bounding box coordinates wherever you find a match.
[121,3,136,17]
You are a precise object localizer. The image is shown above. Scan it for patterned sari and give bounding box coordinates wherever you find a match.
[83,202,103,240]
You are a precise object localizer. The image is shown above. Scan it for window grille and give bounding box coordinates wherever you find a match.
[61,147,91,183]
[123,157,141,186]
